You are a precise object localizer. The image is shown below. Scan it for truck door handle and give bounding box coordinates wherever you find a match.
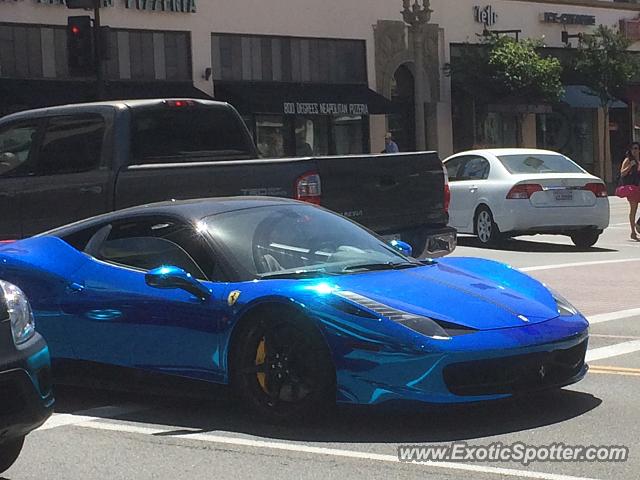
[79,185,103,194]
[469,185,478,192]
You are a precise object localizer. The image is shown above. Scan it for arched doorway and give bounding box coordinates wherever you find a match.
[389,64,416,152]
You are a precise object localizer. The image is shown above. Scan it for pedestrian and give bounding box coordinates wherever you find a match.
[616,142,640,241]
[383,132,399,153]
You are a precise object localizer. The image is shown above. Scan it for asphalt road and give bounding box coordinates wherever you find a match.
[4,197,640,480]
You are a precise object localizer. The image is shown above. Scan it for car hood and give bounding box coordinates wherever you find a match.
[323,258,559,330]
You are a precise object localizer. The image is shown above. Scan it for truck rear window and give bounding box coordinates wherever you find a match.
[131,106,255,163]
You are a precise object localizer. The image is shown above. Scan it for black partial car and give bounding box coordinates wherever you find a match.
[0,279,54,474]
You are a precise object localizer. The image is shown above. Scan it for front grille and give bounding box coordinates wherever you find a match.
[443,339,587,396]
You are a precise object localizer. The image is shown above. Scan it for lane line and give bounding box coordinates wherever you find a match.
[586,340,640,362]
[588,308,640,325]
[39,405,144,431]
[75,421,600,480]
[521,258,640,272]
[589,370,640,377]
[589,365,640,373]
[590,334,640,340]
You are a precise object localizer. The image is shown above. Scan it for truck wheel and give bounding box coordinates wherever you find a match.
[231,309,336,423]
[474,206,501,245]
[0,436,25,474]
[570,230,600,248]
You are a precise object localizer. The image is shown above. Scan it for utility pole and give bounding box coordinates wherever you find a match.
[401,0,432,151]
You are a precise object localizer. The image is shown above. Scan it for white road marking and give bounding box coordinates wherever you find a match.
[588,308,640,325]
[39,405,144,431]
[75,421,600,480]
[521,258,640,272]
[586,340,640,362]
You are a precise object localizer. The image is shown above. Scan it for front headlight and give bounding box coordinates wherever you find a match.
[550,289,579,317]
[0,280,35,345]
[335,291,476,340]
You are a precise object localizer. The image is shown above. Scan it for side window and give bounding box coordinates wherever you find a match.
[0,122,39,177]
[37,115,105,175]
[89,218,214,281]
[445,156,469,182]
[460,156,490,180]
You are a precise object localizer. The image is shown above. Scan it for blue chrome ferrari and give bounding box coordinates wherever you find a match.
[0,197,588,419]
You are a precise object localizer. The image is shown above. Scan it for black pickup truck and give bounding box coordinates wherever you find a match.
[0,99,455,256]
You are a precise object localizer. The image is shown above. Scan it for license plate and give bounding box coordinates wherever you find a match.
[554,191,573,201]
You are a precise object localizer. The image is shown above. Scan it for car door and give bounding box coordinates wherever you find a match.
[445,155,490,231]
[61,216,229,382]
[0,120,41,239]
[20,114,112,236]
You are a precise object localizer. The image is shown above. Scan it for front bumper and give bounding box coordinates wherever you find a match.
[0,333,54,443]
[331,315,589,406]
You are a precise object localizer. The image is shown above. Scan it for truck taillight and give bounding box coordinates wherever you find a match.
[506,183,543,199]
[295,171,322,205]
[442,166,451,214]
[583,182,607,198]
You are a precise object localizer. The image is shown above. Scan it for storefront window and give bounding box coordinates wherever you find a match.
[536,108,595,170]
[475,112,518,148]
[256,115,285,158]
[333,115,364,155]
[295,117,329,156]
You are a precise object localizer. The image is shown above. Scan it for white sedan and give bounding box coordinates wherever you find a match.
[443,148,610,248]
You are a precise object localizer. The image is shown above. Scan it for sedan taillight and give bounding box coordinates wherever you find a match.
[295,171,322,205]
[506,183,543,199]
[583,183,608,198]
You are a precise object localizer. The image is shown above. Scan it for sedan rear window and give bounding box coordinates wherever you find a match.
[497,154,584,174]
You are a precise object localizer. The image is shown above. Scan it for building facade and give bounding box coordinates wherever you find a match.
[2,0,640,173]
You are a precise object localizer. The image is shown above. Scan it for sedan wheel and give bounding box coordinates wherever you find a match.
[570,230,600,248]
[475,207,501,245]
[0,436,24,474]
[232,312,335,422]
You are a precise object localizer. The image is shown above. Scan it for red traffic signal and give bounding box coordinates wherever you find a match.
[67,16,94,77]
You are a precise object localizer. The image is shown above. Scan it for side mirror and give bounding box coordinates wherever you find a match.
[390,239,413,257]
[145,266,211,301]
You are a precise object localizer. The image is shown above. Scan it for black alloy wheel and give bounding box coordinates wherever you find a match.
[0,436,25,474]
[232,311,336,422]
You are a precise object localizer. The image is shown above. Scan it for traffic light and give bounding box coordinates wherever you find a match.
[67,16,94,77]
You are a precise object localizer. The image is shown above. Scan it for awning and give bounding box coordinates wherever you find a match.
[561,85,627,109]
[213,81,394,115]
[0,78,211,115]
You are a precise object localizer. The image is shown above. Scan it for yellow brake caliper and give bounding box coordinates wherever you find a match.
[256,337,268,393]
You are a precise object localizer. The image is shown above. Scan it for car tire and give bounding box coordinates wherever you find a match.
[0,436,25,474]
[474,206,502,245]
[231,309,336,423]
[570,230,600,248]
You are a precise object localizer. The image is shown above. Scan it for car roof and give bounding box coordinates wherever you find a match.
[1,98,232,123]
[445,148,564,160]
[41,196,306,237]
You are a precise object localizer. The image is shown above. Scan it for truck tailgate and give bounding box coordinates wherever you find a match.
[316,152,448,233]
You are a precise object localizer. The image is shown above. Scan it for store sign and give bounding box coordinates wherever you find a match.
[1,0,197,13]
[620,17,640,42]
[541,12,595,26]
[474,5,498,27]
[283,102,369,116]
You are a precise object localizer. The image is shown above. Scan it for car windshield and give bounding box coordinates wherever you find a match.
[203,204,419,280]
[497,154,585,174]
